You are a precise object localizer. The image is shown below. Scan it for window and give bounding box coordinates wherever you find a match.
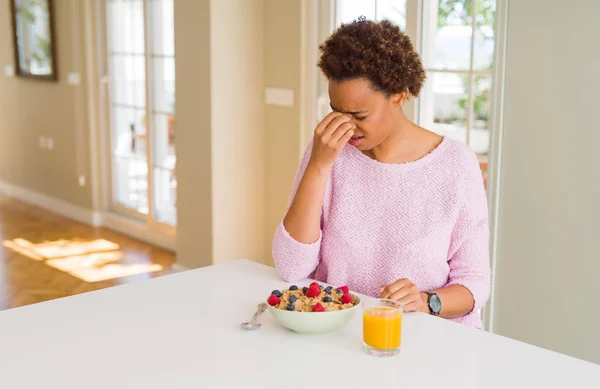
[336,0,407,30]
[105,0,176,227]
[316,0,495,186]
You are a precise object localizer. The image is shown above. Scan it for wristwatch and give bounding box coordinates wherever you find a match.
[425,292,442,316]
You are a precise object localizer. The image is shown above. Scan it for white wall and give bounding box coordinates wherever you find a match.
[493,0,600,364]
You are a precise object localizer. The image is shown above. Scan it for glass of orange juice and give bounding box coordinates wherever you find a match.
[363,299,403,357]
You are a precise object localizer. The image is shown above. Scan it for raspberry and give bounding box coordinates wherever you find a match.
[306,286,321,298]
[309,282,320,289]
[341,294,353,304]
[267,294,281,306]
[312,303,325,312]
[339,286,350,294]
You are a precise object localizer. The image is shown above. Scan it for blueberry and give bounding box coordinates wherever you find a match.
[302,286,308,294]
[289,295,298,303]
[286,304,295,311]
[336,288,345,295]
[324,286,332,294]
[323,296,333,303]
[271,290,281,297]
[289,285,298,291]
[319,284,324,289]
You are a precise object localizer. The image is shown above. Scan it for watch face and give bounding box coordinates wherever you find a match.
[429,294,442,313]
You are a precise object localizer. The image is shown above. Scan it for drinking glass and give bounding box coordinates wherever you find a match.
[362,298,403,357]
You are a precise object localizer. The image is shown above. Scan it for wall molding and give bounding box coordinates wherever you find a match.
[0,180,99,226]
[0,180,175,252]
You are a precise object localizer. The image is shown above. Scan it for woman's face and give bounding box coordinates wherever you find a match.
[328,78,406,151]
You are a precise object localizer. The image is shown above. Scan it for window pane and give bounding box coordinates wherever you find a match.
[151,113,176,225]
[421,72,468,143]
[469,75,492,156]
[473,0,495,70]
[336,0,375,24]
[113,156,148,214]
[151,57,175,113]
[153,167,176,225]
[376,0,407,30]
[151,113,175,168]
[149,0,175,56]
[423,0,473,70]
[109,54,146,107]
[150,5,176,225]
[111,106,147,156]
[106,0,148,216]
[106,0,144,54]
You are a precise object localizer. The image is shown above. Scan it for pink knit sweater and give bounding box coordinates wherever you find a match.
[272,137,490,328]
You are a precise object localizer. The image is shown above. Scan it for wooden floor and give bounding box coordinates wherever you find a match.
[0,195,176,312]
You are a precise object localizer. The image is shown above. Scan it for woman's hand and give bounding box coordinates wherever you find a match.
[379,279,429,313]
[308,112,355,171]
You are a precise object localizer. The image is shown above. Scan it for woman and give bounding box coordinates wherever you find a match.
[272,19,490,328]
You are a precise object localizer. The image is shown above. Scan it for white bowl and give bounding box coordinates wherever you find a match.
[267,296,361,334]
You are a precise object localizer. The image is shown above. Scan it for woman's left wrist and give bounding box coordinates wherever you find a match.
[419,292,430,314]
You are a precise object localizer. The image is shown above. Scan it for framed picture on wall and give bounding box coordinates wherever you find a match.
[9,0,57,81]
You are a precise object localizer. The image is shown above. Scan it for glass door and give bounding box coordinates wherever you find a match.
[104,0,176,229]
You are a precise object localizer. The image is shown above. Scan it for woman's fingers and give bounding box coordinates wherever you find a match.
[379,279,408,299]
[314,112,343,135]
[338,127,355,145]
[330,122,356,144]
[380,279,418,300]
[379,278,412,299]
[321,115,352,142]
[388,287,412,302]
[379,279,425,313]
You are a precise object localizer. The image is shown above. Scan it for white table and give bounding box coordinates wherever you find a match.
[0,259,597,388]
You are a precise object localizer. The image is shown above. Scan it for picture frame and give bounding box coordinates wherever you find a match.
[9,0,58,81]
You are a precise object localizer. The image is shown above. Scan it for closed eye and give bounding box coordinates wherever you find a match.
[355,116,367,121]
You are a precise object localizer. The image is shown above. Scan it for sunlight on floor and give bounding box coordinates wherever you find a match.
[2,238,120,260]
[32,239,120,259]
[2,238,163,282]
[47,253,163,282]
[2,239,45,260]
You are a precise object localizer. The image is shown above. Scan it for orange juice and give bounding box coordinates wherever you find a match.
[363,307,402,350]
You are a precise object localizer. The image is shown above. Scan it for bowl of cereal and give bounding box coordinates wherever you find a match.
[266,282,361,334]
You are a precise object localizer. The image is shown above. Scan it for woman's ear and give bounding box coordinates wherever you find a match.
[391,88,409,107]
